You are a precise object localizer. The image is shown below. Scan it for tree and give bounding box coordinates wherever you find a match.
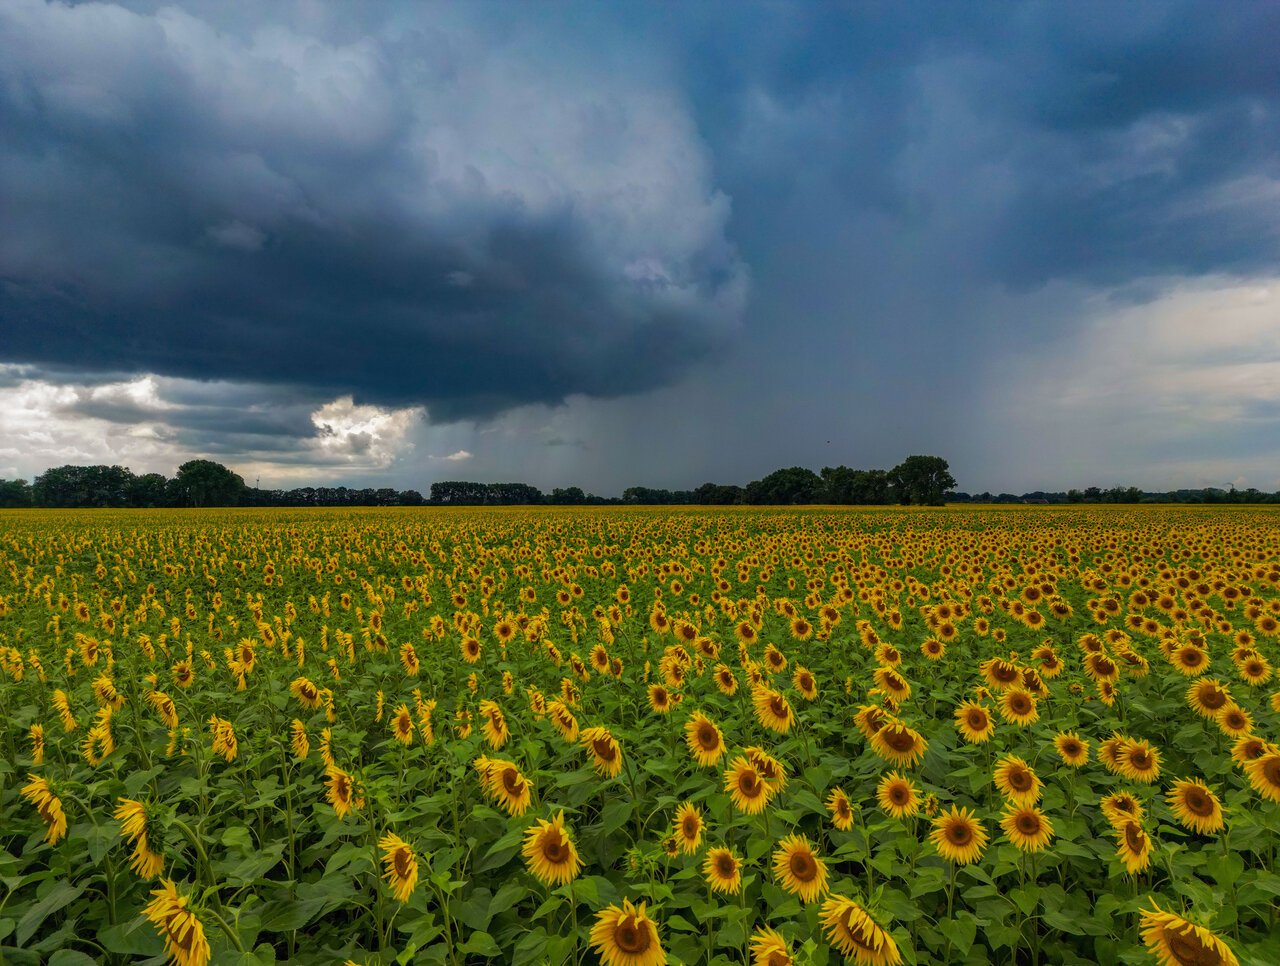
[887,455,956,506]
[0,479,32,507]
[128,472,170,507]
[169,460,247,507]
[743,467,824,505]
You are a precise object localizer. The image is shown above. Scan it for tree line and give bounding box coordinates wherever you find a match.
[0,455,957,508]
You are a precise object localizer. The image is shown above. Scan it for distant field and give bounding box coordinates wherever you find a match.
[1,506,1277,965]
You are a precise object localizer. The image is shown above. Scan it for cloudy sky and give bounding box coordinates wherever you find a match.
[2,0,1279,494]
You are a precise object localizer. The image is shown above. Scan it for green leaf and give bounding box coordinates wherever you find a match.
[98,917,164,957]
[256,898,327,932]
[488,881,527,918]
[16,881,83,947]
[459,930,502,958]
[48,951,99,966]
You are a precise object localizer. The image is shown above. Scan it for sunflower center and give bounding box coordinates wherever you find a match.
[593,739,617,761]
[715,853,736,877]
[967,710,987,729]
[1008,769,1033,791]
[883,729,915,752]
[1123,823,1145,851]
[890,785,909,804]
[697,725,719,749]
[1261,757,1280,787]
[946,822,971,846]
[502,769,523,794]
[768,696,787,717]
[1015,813,1041,835]
[1129,750,1151,769]
[613,918,651,954]
[542,832,568,863]
[789,851,816,881]
[1009,695,1031,714]
[1163,925,1220,965]
[1183,790,1213,816]
[682,817,699,838]
[739,772,763,797]
[393,848,412,878]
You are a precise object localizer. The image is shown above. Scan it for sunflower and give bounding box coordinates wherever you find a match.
[208,716,237,763]
[488,761,533,816]
[703,847,742,895]
[873,666,911,703]
[1054,731,1089,767]
[290,676,323,710]
[1117,739,1162,784]
[1215,703,1253,738]
[290,720,309,759]
[326,766,356,818]
[547,700,580,743]
[581,726,624,778]
[379,832,419,902]
[993,755,1042,805]
[1100,791,1145,830]
[1114,819,1152,874]
[115,797,164,877]
[1172,644,1210,676]
[772,834,828,902]
[725,756,772,815]
[998,688,1039,726]
[954,702,995,744]
[1099,733,1128,774]
[1231,735,1272,767]
[479,700,510,749]
[853,704,889,740]
[870,721,928,768]
[400,642,420,676]
[522,810,582,886]
[793,666,818,700]
[1243,752,1280,802]
[930,806,987,865]
[589,899,666,966]
[921,637,946,661]
[684,712,726,767]
[1140,903,1239,966]
[751,686,796,734]
[29,724,44,766]
[390,704,414,745]
[461,637,482,663]
[790,616,814,640]
[745,746,789,793]
[827,787,855,830]
[144,880,211,966]
[980,657,1021,690]
[648,684,676,714]
[1001,805,1054,853]
[20,774,67,844]
[714,664,739,695]
[820,895,902,966]
[1167,779,1225,835]
[750,926,792,966]
[673,802,704,854]
[876,771,920,819]
[1238,653,1272,685]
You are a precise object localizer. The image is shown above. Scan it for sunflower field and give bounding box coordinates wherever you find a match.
[1,505,1278,966]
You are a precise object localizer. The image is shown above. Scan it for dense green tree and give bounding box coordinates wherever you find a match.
[887,455,956,506]
[169,460,247,507]
[0,478,33,507]
[744,467,824,505]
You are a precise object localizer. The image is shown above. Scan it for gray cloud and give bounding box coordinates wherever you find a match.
[0,0,745,417]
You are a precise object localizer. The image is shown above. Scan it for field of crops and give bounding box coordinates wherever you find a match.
[1,505,1278,965]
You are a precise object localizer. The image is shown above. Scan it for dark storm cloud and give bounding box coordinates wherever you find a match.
[0,0,745,417]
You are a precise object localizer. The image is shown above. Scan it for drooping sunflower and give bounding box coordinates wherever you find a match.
[724,756,772,815]
[290,676,323,710]
[673,802,704,854]
[488,761,534,816]
[144,880,211,966]
[993,755,1042,805]
[820,895,902,966]
[954,702,995,744]
[547,700,580,743]
[998,687,1039,727]
[522,810,582,886]
[1053,731,1089,767]
[379,832,419,902]
[20,774,67,844]
[752,686,796,734]
[1000,805,1054,853]
[479,700,510,749]
[589,898,666,966]
[703,846,742,895]
[745,746,789,793]
[929,806,987,865]
[772,834,828,903]
[1139,902,1240,966]
[827,787,855,831]
[870,721,928,768]
[873,666,911,704]
[749,926,792,966]
[1114,819,1153,874]
[115,797,164,878]
[714,664,739,695]
[290,719,309,759]
[581,726,624,779]
[684,712,726,767]
[1166,779,1225,835]
[1231,735,1272,767]
[876,771,920,820]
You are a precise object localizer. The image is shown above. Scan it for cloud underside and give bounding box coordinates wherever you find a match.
[0,0,745,416]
